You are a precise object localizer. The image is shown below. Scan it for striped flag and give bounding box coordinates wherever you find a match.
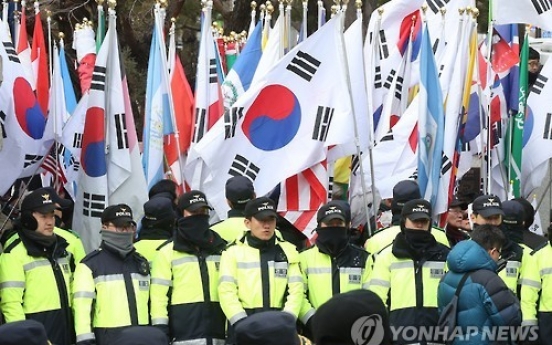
[417,24,445,207]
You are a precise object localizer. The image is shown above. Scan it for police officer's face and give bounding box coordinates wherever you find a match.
[321,219,346,228]
[405,217,430,230]
[33,211,55,236]
[245,215,277,240]
[472,213,502,226]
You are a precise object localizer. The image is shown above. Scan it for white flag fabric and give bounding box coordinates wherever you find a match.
[0,22,52,194]
[493,0,552,31]
[73,23,110,252]
[521,56,552,197]
[105,11,148,224]
[328,17,371,160]
[188,14,354,217]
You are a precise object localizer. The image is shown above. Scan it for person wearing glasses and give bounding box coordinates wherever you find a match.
[72,204,150,345]
[438,224,521,345]
[528,47,542,88]
[444,197,471,247]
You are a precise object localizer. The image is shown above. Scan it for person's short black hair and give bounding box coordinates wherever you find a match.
[470,224,506,251]
[529,47,540,61]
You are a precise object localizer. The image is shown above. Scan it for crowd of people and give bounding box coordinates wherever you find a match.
[0,175,549,345]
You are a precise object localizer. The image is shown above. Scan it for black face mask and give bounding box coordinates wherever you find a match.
[316,226,349,256]
[403,228,436,253]
[23,230,57,249]
[501,225,523,244]
[176,214,213,249]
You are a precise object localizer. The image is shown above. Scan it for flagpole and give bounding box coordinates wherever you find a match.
[248,1,257,39]
[484,1,496,194]
[2,0,7,24]
[14,0,21,47]
[285,0,292,52]
[317,0,323,30]
[337,0,373,236]
[167,18,186,187]
[302,0,308,38]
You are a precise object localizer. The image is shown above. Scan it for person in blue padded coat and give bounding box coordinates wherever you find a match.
[437,224,521,345]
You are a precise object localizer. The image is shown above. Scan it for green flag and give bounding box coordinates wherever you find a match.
[508,33,529,198]
[96,5,106,53]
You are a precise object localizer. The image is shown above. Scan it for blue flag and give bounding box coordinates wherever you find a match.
[417,24,445,207]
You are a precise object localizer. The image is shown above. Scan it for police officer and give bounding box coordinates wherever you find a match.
[298,200,370,330]
[72,204,150,345]
[218,197,304,344]
[211,176,255,243]
[3,188,86,263]
[519,235,552,343]
[368,199,450,344]
[134,197,175,265]
[0,188,74,345]
[500,200,528,296]
[471,195,522,294]
[365,180,449,261]
[150,190,227,344]
[512,197,547,250]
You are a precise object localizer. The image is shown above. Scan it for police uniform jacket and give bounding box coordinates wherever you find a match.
[0,230,74,345]
[72,242,150,345]
[368,231,449,345]
[218,232,304,325]
[298,242,370,324]
[520,241,552,344]
[150,234,227,344]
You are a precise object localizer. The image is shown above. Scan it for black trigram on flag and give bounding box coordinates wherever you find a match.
[0,111,6,139]
[70,156,80,172]
[542,113,552,140]
[114,113,129,149]
[383,69,397,89]
[2,41,20,63]
[531,74,548,95]
[374,65,383,89]
[441,153,452,175]
[426,0,450,14]
[394,76,404,100]
[224,107,244,139]
[83,192,106,218]
[351,154,361,175]
[438,64,445,78]
[73,132,83,149]
[193,108,206,142]
[531,0,552,14]
[381,131,394,142]
[91,66,107,91]
[209,58,218,84]
[24,155,43,168]
[312,106,335,141]
[378,30,390,59]
[461,141,471,152]
[229,154,260,181]
[286,51,321,82]
[328,176,334,200]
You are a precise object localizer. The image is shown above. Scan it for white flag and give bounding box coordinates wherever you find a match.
[188,14,354,217]
[493,0,552,31]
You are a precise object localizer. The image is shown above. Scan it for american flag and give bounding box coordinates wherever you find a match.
[41,146,68,195]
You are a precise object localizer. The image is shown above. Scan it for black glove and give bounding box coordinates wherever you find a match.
[154,324,170,339]
[76,340,96,345]
[303,318,314,340]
